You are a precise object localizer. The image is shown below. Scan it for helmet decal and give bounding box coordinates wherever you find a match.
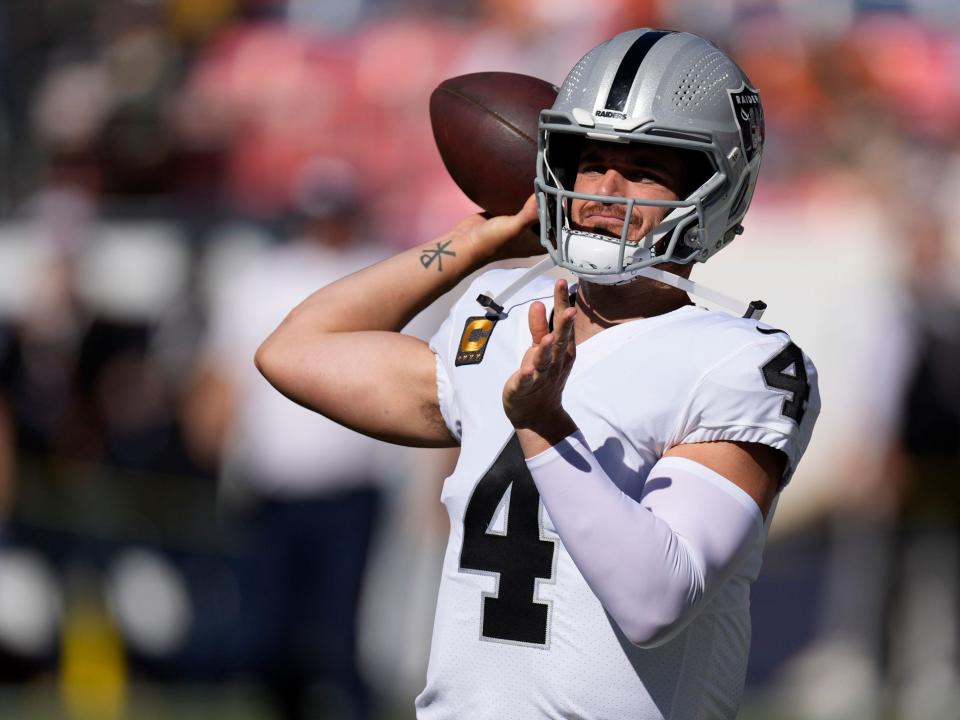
[603,30,673,113]
[727,85,764,163]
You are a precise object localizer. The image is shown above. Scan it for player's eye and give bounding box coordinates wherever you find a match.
[625,168,665,184]
[579,163,606,175]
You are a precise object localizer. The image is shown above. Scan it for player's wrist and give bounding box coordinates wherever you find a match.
[484,226,545,264]
[413,225,492,278]
[514,411,578,458]
[467,197,543,264]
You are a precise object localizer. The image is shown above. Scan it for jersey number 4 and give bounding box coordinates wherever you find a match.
[759,336,810,424]
[459,435,556,647]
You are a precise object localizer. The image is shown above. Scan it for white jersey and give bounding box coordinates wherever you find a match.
[418,268,819,719]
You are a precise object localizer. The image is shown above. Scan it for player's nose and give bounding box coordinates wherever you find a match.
[596,168,627,197]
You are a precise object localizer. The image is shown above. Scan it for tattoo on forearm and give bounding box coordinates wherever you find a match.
[420,240,455,271]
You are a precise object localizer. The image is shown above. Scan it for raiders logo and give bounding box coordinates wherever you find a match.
[455,316,498,366]
[727,85,764,163]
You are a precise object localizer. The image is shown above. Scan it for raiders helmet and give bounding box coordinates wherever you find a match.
[535,29,765,284]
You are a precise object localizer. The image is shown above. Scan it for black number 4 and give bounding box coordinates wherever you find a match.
[761,341,810,424]
[459,435,556,647]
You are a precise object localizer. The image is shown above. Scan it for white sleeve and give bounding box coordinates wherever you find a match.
[526,431,763,648]
[428,310,463,442]
[672,336,820,486]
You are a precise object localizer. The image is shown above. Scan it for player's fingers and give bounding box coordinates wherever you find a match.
[467,196,539,252]
[528,301,549,345]
[550,277,570,361]
[532,333,555,372]
[554,278,569,312]
[517,340,539,372]
[558,307,577,359]
[560,306,576,334]
[491,194,538,235]
[550,303,575,363]
[514,337,546,383]
[510,366,534,389]
[516,193,539,225]
[552,302,574,340]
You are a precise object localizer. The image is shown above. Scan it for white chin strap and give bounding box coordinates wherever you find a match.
[476,256,557,315]
[476,257,766,321]
[631,266,766,319]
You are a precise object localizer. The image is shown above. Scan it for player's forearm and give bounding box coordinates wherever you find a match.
[269,204,539,340]
[282,235,483,338]
[526,432,762,648]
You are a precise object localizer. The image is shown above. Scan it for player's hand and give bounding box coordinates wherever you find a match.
[454,194,544,263]
[503,278,578,447]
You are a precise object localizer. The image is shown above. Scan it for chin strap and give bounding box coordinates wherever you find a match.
[477,256,766,321]
[633,267,766,320]
[648,204,697,245]
[476,256,556,315]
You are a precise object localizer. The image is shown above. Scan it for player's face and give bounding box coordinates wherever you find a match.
[569,141,686,243]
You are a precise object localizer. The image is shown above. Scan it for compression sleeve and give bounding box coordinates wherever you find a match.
[526,431,763,648]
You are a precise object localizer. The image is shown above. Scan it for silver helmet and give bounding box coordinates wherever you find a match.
[535,29,765,284]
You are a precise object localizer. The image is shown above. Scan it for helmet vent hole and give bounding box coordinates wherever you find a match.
[671,51,731,113]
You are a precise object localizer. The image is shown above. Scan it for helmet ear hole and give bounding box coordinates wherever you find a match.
[682,150,715,198]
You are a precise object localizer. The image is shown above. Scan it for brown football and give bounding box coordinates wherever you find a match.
[430,72,558,217]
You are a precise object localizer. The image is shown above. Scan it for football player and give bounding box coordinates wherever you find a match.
[256,29,820,720]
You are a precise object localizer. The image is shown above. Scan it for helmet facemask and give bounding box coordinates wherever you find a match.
[536,122,722,285]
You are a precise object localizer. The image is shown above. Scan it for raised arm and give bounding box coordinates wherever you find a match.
[255,197,540,448]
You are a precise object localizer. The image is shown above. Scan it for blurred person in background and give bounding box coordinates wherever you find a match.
[782,203,960,720]
[884,214,960,718]
[0,35,216,697]
[13,47,201,479]
[185,156,391,720]
[3,53,105,465]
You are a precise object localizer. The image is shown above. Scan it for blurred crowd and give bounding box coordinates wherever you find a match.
[0,0,959,719]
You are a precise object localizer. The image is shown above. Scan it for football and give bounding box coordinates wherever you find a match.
[430,72,558,217]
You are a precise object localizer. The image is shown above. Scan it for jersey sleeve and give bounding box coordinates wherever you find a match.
[428,307,463,442]
[426,266,551,444]
[671,335,820,487]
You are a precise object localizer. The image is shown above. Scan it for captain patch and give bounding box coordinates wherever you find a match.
[455,316,498,366]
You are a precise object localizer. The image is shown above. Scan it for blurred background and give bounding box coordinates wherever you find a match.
[1,0,959,718]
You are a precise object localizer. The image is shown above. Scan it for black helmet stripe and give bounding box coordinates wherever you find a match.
[604,30,673,112]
